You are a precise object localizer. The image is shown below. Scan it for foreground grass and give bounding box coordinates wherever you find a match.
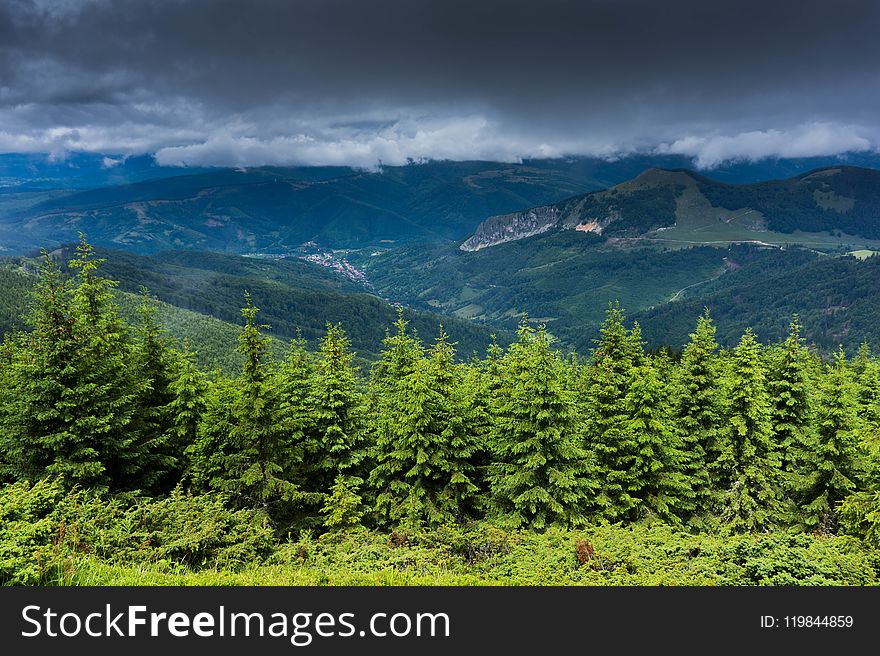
[53,524,880,587]
[6,482,876,586]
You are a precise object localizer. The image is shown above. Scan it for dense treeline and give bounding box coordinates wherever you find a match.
[50,245,511,362]
[2,239,880,584]
[635,248,880,352]
[360,231,728,348]
[585,185,681,236]
[694,166,880,239]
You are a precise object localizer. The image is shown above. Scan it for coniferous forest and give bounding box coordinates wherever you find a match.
[2,238,880,586]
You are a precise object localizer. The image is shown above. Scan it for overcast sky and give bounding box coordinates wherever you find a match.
[1,0,879,169]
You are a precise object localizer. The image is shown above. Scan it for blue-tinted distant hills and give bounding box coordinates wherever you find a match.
[3,152,880,254]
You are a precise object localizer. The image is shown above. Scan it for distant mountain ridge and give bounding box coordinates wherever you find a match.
[0,160,612,254]
[5,154,880,255]
[461,166,880,250]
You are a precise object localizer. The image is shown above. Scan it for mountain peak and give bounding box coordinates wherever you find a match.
[624,167,696,187]
[461,164,880,250]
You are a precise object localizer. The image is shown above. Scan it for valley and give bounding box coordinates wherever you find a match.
[357,164,880,353]
[0,246,514,369]
[3,156,880,358]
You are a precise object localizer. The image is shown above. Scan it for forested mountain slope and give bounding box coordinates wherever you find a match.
[0,247,513,363]
[462,166,880,250]
[633,249,880,351]
[5,155,880,255]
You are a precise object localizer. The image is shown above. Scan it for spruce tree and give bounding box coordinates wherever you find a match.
[852,341,873,377]
[0,253,89,484]
[488,320,595,530]
[130,291,180,493]
[718,329,782,531]
[306,323,365,493]
[274,333,315,490]
[424,328,480,518]
[625,360,692,522]
[673,310,723,519]
[839,350,880,544]
[369,308,423,393]
[853,342,880,429]
[67,237,143,491]
[794,348,861,532]
[232,295,312,514]
[458,339,503,507]
[167,340,208,480]
[189,296,318,530]
[369,327,479,526]
[186,376,239,493]
[584,303,640,521]
[0,241,141,491]
[628,321,647,368]
[766,317,813,475]
[320,475,366,531]
[0,336,13,482]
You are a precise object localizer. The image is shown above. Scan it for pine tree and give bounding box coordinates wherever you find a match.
[369,327,479,526]
[794,347,861,532]
[306,323,365,493]
[0,241,141,491]
[673,310,723,518]
[488,320,595,530]
[718,329,782,531]
[766,317,813,475]
[584,303,640,521]
[625,360,692,521]
[167,340,208,480]
[130,291,180,493]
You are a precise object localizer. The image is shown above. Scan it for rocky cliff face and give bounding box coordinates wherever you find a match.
[459,168,695,251]
[460,205,561,251]
[459,191,612,251]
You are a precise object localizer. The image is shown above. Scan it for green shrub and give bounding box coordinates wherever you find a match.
[0,480,277,584]
[0,479,69,585]
[715,533,877,585]
[116,488,276,569]
[839,491,880,547]
[4,482,877,586]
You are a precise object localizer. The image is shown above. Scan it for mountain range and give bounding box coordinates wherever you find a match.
[3,154,880,357]
[4,153,880,255]
[462,165,880,251]
[0,246,515,369]
[0,159,608,254]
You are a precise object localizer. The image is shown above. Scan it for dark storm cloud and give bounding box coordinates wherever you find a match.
[1,0,879,167]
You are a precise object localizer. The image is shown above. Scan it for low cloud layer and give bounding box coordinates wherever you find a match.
[658,123,879,169]
[1,0,879,168]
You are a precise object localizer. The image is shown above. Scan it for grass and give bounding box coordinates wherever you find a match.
[634,225,880,252]
[62,560,494,587]
[41,524,880,587]
[626,179,880,252]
